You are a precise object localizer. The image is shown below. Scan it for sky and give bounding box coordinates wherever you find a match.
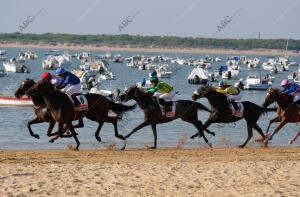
[1,0,299,39]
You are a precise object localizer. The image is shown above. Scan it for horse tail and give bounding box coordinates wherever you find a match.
[260,107,277,114]
[108,101,136,112]
[194,102,211,112]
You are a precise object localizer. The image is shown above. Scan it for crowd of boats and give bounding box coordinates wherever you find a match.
[0,48,299,107]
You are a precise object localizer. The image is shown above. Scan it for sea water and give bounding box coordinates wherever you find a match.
[0,48,299,149]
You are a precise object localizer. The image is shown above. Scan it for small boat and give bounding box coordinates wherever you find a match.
[0,50,6,55]
[242,75,272,90]
[0,93,33,107]
[25,51,38,59]
[222,68,239,80]
[3,61,30,73]
[44,50,60,56]
[0,55,7,61]
[187,66,209,84]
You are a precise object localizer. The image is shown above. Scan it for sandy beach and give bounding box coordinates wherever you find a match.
[0,42,299,56]
[0,147,300,196]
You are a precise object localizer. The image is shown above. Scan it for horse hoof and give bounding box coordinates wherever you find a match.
[150,146,156,149]
[211,132,215,137]
[96,137,102,142]
[34,135,40,139]
[238,145,244,148]
[49,139,55,143]
[190,135,196,139]
[118,135,125,140]
[288,140,293,144]
[208,143,213,148]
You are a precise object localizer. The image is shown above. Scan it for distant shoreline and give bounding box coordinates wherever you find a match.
[1,42,300,56]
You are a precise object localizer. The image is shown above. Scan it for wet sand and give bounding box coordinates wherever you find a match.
[0,147,300,196]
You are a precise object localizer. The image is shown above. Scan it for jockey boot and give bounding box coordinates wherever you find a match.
[158,99,171,113]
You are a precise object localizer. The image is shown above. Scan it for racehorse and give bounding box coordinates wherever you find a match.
[118,85,215,149]
[15,79,65,139]
[191,85,277,148]
[25,79,135,150]
[261,88,300,145]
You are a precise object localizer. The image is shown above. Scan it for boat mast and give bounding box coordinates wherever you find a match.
[284,39,289,57]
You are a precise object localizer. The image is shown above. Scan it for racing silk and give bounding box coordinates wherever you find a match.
[282,82,300,95]
[62,71,80,85]
[216,86,239,95]
[147,82,173,93]
[50,76,64,87]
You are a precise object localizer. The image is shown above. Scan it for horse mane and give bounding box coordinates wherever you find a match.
[271,88,294,100]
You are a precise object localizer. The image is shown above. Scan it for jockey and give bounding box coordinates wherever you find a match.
[216,80,242,114]
[281,79,300,106]
[147,76,176,112]
[55,67,81,96]
[42,72,64,88]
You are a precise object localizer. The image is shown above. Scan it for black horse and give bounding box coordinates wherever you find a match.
[119,85,215,149]
[25,79,135,150]
[191,85,277,147]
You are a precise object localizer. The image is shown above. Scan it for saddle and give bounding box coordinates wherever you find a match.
[71,93,88,111]
[158,98,176,118]
[229,101,244,118]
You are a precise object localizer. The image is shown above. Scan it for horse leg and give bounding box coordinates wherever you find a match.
[95,121,104,142]
[256,116,281,142]
[67,122,80,150]
[46,120,56,137]
[27,117,43,139]
[264,119,288,147]
[124,121,151,139]
[239,122,253,148]
[191,121,212,148]
[253,123,265,140]
[74,118,84,128]
[289,127,300,144]
[103,116,124,140]
[190,118,214,139]
[150,124,157,149]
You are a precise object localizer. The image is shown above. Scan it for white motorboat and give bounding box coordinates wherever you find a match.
[77,52,89,60]
[42,55,59,70]
[187,66,210,84]
[42,55,71,70]
[222,68,239,80]
[243,75,271,90]
[25,51,38,59]
[3,61,30,73]
[149,64,173,78]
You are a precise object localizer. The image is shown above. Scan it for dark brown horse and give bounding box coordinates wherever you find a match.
[15,79,63,139]
[261,88,300,145]
[25,79,136,150]
[118,85,215,149]
[192,85,277,147]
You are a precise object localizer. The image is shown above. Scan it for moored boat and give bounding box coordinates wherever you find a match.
[0,93,33,107]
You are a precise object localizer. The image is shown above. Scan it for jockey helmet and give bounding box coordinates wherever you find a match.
[219,80,227,87]
[42,72,51,79]
[150,76,159,82]
[281,79,289,86]
[56,67,65,75]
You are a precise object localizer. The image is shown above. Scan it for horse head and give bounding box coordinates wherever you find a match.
[15,79,35,98]
[25,79,54,97]
[192,85,212,101]
[262,88,279,107]
[119,85,139,102]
